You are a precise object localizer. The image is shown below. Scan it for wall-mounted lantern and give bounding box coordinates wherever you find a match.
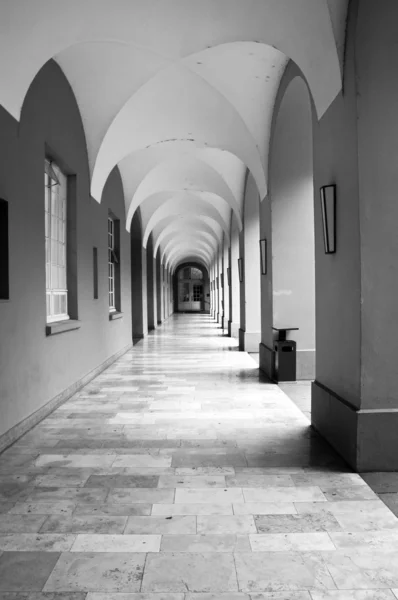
[259,239,267,275]
[320,184,336,254]
[238,258,244,283]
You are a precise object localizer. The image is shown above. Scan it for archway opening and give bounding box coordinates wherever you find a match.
[270,74,315,384]
[174,263,210,314]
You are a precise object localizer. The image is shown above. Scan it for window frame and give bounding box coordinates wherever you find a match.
[45,159,69,324]
[108,216,116,312]
[108,214,121,315]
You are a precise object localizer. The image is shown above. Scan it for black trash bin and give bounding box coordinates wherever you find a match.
[272,327,298,382]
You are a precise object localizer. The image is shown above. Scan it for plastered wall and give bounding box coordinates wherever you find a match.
[0,61,132,440]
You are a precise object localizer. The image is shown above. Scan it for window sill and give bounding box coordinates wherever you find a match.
[46,319,81,336]
[109,311,123,321]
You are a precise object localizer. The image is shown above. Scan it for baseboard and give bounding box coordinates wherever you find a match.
[259,342,274,380]
[0,343,132,454]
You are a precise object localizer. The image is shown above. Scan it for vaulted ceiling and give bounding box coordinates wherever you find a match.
[0,0,348,272]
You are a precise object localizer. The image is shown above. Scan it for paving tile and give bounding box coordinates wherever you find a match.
[125,515,196,534]
[226,474,295,488]
[329,529,398,550]
[0,534,76,551]
[9,502,77,516]
[249,532,336,551]
[360,473,398,494]
[242,487,326,503]
[70,534,160,552]
[291,473,366,488]
[157,476,226,488]
[174,488,244,504]
[152,503,233,516]
[27,488,108,504]
[84,475,159,488]
[310,591,396,599]
[197,515,256,534]
[234,552,336,592]
[112,456,172,468]
[322,487,378,502]
[39,515,127,534]
[107,489,174,504]
[233,503,297,515]
[25,595,87,600]
[141,553,238,592]
[73,503,151,517]
[324,549,398,589]
[43,553,146,592]
[0,515,47,533]
[161,533,250,552]
[249,593,311,599]
[86,594,185,600]
[254,513,341,533]
[0,552,60,591]
[34,455,116,469]
[295,500,398,531]
[0,503,14,514]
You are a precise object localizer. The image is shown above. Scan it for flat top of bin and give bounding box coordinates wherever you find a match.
[272,327,299,331]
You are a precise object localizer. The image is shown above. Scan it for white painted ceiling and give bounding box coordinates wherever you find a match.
[0,0,348,271]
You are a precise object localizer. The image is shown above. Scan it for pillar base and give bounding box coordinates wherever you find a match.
[259,343,274,379]
[229,321,239,338]
[239,329,261,352]
[312,380,398,471]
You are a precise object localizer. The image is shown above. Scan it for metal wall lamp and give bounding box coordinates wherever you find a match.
[320,184,336,254]
[259,239,267,275]
[238,258,244,283]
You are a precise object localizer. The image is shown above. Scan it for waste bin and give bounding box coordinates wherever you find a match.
[272,327,298,382]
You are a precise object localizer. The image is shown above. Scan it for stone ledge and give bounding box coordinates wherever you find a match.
[46,319,81,336]
[109,311,123,321]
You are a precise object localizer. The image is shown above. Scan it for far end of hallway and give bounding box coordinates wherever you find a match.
[1,314,398,597]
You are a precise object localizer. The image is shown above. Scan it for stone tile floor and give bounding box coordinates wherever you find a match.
[0,314,398,599]
[279,383,398,519]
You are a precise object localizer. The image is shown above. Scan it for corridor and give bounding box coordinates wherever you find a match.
[1,314,398,597]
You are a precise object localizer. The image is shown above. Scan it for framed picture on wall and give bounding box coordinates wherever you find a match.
[320,184,336,254]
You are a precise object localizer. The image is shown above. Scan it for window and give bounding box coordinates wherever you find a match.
[108,217,116,311]
[193,284,203,302]
[177,267,203,281]
[108,215,120,313]
[45,160,68,322]
[0,199,9,300]
[191,267,203,280]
